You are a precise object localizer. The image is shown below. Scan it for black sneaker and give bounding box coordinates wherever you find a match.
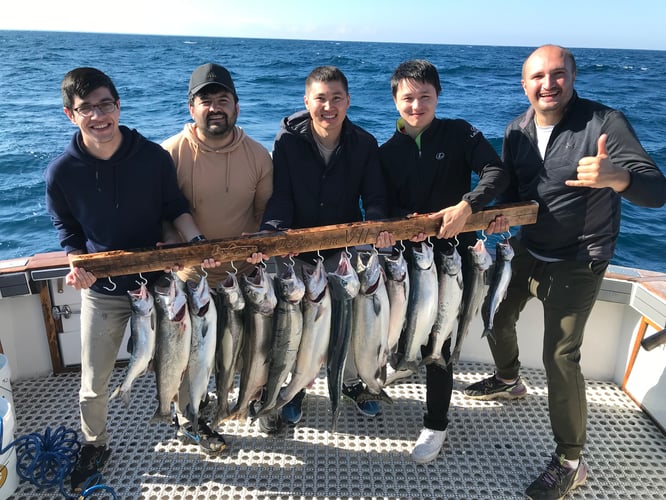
[70,444,111,492]
[526,454,588,500]
[342,382,381,417]
[463,374,527,400]
[257,408,286,435]
[177,419,227,452]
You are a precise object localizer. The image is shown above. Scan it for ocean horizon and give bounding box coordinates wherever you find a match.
[1,30,665,271]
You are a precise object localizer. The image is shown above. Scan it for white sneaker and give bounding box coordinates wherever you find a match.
[411,428,447,464]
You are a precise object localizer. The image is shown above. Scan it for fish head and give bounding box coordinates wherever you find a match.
[327,251,360,300]
[498,239,515,261]
[357,249,382,295]
[384,248,408,282]
[241,265,277,314]
[127,283,154,316]
[469,239,493,270]
[276,262,306,303]
[412,241,435,270]
[153,273,188,321]
[440,246,463,275]
[302,259,328,302]
[218,272,245,310]
[186,275,212,316]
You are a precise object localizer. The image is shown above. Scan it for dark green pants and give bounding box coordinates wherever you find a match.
[489,238,607,460]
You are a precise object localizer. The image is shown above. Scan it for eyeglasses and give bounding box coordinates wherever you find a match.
[73,100,118,117]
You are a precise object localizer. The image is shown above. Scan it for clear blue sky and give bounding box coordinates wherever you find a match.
[1,0,663,50]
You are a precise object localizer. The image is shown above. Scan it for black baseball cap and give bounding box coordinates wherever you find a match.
[188,63,237,98]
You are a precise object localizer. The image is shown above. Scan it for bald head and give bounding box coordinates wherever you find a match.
[522,45,577,79]
[521,44,577,126]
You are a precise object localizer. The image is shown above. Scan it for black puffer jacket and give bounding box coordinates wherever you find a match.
[260,110,388,232]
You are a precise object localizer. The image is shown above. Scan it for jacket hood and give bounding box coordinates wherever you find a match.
[281,109,312,138]
[64,125,145,208]
[279,109,355,145]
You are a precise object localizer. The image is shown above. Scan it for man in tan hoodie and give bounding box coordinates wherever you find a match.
[161,63,273,451]
[162,62,273,284]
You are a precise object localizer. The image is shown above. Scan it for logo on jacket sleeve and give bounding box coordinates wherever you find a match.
[469,126,480,138]
[435,152,446,160]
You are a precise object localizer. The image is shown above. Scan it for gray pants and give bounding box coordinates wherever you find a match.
[79,288,132,446]
[488,238,607,460]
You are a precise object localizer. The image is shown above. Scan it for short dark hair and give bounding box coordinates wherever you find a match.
[305,66,349,94]
[61,67,120,110]
[390,59,442,97]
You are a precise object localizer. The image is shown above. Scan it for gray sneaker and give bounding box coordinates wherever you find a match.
[526,454,588,500]
[464,374,527,400]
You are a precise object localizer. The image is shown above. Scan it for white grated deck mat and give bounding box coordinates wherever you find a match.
[9,362,666,499]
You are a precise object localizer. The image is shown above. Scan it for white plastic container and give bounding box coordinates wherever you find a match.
[0,398,18,500]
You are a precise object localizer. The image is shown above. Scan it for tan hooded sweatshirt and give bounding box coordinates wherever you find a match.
[162,123,273,284]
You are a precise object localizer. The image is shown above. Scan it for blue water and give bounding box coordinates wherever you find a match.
[1,31,665,271]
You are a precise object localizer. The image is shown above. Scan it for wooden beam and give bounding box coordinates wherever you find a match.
[71,201,538,278]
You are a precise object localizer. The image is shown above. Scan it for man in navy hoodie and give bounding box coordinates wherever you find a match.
[45,67,205,492]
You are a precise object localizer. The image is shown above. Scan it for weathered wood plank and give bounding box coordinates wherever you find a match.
[71,201,538,278]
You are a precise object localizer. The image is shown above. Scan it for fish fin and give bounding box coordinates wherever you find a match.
[149,409,173,425]
[372,295,382,316]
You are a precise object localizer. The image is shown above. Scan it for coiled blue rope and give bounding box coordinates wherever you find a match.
[0,417,117,498]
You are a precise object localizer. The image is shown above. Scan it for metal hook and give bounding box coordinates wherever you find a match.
[259,259,267,269]
[230,261,238,274]
[453,235,460,247]
[345,247,352,259]
[480,230,488,242]
[503,229,512,240]
[425,236,434,248]
[200,267,208,279]
[288,254,295,266]
[135,273,148,286]
[102,276,117,292]
[398,240,406,253]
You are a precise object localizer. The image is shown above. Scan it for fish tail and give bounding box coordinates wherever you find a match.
[149,408,173,426]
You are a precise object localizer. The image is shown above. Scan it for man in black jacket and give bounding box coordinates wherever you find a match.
[464,45,666,500]
[259,65,393,430]
[379,59,508,465]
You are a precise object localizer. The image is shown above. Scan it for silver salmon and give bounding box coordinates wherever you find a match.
[184,275,217,435]
[275,258,331,411]
[253,262,305,418]
[451,238,492,365]
[227,265,276,421]
[422,246,464,368]
[384,247,410,356]
[150,273,192,424]
[395,241,438,372]
[110,283,156,407]
[351,249,392,404]
[481,238,514,342]
[327,251,360,429]
[212,272,245,427]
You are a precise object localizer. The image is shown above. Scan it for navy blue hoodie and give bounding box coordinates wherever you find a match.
[45,125,190,294]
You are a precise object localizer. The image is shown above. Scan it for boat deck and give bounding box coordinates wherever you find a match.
[9,361,666,499]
